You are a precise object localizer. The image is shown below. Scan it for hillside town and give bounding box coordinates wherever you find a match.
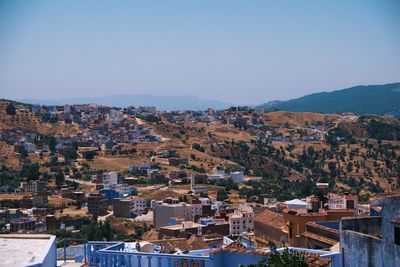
[0,100,399,266]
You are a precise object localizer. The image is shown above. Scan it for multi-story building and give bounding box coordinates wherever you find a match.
[103,171,118,185]
[326,194,357,210]
[10,217,36,232]
[254,209,288,247]
[229,205,255,236]
[87,193,108,216]
[283,208,354,247]
[20,181,46,195]
[153,203,193,230]
[113,196,147,218]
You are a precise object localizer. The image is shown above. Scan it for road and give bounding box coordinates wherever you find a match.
[98,211,113,222]
[65,176,96,187]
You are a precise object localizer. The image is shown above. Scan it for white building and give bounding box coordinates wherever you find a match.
[191,203,203,220]
[230,171,244,184]
[103,172,118,185]
[326,193,357,210]
[228,205,254,236]
[284,199,309,214]
[199,198,211,205]
[24,143,36,153]
[103,183,132,195]
[207,169,226,181]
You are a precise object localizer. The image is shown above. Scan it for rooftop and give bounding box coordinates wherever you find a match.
[254,209,285,230]
[161,221,203,230]
[0,234,55,267]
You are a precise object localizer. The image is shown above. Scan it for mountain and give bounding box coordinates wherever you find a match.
[256,82,400,116]
[20,94,233,111]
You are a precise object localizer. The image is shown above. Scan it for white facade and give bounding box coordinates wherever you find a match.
[103,172,118,185]
[191,203,202,219]
[230,171,244,184]
[132,198,148,215]
[228,205,254,236]
[199,198,211,205]
[24,143,36,153]
[327,194,346,209]
[103,183,132,195]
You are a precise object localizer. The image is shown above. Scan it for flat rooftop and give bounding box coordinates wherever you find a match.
[0,234,55,267]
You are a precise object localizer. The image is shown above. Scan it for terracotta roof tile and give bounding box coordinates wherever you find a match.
[301,232,338,246]
[254,210,285,229]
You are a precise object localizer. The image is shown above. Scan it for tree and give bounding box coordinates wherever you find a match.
[55,170,65,188]
[21,163,40,181]
[241,248,307,267]
[216,189,228,201]
[48,137,57,153]
[6,103,16,115]
[84,151,97,161]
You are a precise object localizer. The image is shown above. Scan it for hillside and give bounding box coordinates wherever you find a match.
[1,99,399,200]
[257,82,400,116]
[0,100,80,137]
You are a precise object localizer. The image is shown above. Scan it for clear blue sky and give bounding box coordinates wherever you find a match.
[0,0,399,105]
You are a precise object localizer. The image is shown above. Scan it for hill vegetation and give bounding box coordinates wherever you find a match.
[257,82,400,116]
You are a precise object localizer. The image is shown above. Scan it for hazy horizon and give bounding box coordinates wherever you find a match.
[1,0,400,105]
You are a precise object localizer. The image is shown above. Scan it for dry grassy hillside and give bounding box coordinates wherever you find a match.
[265,111,340,128]
[0,100,80,137]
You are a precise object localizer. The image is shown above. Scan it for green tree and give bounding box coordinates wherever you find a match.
[55,170,65,188]
[6,103,16,115]
[216,189,228,201]
[84,151,97,161]
[241,248,307,267]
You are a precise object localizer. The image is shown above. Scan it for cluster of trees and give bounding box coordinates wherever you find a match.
[366,119,400,141]
[240,242,307,267]
[6,103,16,115]
[192,143,205,153]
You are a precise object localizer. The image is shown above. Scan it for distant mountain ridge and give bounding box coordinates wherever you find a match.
[20,94,233,111]
[256,82,400,116]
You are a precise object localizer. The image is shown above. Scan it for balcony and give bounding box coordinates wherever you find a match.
[86,241,213,267]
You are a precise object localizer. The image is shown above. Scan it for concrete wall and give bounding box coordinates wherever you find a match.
[41,236,57,267]
[340,196,400,267]
[25,235,57,267]
[341,230,382,267]
[211,251,264,267]
[341,217,381,236]
[254,221,287,247]
[379,196,400,267]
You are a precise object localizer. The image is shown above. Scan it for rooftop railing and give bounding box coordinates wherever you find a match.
[86,241,214,267]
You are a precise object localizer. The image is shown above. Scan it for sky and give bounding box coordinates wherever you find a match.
[0,0,399,105]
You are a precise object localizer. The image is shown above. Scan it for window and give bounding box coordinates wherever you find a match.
[395,227,400,246]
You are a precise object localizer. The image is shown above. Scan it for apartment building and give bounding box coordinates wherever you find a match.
[103,171,118,185]
[229,205,255,236]
[20,181,46,195]
[153,203,194,230]
[113,196,147,218]
[87,193,108,216]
